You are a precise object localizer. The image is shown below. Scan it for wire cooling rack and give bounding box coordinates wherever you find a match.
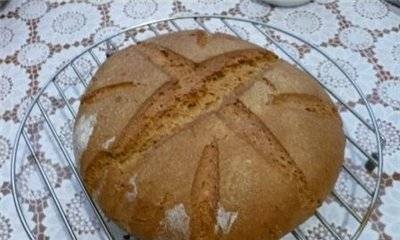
[11,16,384,240]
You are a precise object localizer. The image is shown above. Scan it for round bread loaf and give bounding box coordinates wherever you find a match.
[73,30,345,240]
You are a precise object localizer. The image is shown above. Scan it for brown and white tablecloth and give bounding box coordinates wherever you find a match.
[0,0,399,239]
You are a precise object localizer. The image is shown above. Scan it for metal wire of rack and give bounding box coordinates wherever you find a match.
[11,16,384,240]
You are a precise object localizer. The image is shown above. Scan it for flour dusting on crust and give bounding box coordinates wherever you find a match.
[125,174,138,202]
[215,203,238,234]
[74,113,97,160]
[102,136,115,150]
[160,203,190,239]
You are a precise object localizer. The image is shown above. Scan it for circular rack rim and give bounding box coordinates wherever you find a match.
[11,15,383,240]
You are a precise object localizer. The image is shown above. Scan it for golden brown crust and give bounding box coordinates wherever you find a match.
[110,48,275,159]
[217,100,315,210]
[73,30,345,240]
[190,140,220,240]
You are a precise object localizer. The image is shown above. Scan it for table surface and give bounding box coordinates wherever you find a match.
[0,0,400,239]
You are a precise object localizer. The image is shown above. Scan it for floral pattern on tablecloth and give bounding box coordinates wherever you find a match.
[0,0,400,239]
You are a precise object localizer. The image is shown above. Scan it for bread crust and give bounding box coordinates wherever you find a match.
[73,30,345,240]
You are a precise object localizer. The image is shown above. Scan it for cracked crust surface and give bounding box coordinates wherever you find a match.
[73,30,345,240]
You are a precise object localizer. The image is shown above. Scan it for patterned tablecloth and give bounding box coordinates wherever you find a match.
[0,0,400,239]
